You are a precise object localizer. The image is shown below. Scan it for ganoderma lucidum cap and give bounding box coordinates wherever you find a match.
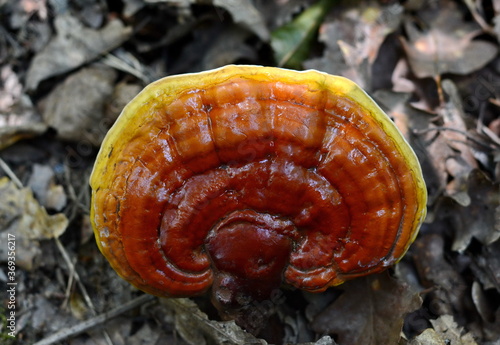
[90,65,427,313]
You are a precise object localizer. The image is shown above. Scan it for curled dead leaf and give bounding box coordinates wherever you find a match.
[26,14,131,90]
[41,64,118,146]
[311,273,421,345]
[430,315,478,345]
[0,177,68,270]
[401,2,497,78]
[0,65,47,150]
[160,298,267,345]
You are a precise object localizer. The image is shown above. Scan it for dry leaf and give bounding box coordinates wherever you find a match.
[391,58,417,93]
[302,336,337,345]
[412,234,467,316]
[25,14,131,90]
[145,0,269,40]
[29,296,71,335]
[450,169,500,252]
[200,25,257,70]
[161,298,267,345]
[471,281,494,324]
[469,249,500,342]
[105,81,143,123]
[0,177,68,269]
[305,2,403,90]
[27,164,67,211]
[372,89,444,205]
[373,90,415,139]
[127,323,162,344]
[430,315,478,345]
[337,3,403,65]
[213,0,269,41]
[311,273,422,345]
[439,79,478,206]
[0,65,23,113]
[440,80,477,167]
[41,64,117,146]
[409,328,447,345]
[260,0,317,29]
[0,65,47,149]
[401,2,497,78]
[122,0,146,17]
[471,240,500,291]
[0,177,68,239]
[20,0,48,20]
[0,121,47,151]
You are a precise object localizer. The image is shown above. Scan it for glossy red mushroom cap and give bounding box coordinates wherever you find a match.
[90,65,427,310]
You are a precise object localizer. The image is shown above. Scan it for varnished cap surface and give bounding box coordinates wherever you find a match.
[90,65,427,297]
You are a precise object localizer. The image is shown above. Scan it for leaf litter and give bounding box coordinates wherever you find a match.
[1,0,500,344]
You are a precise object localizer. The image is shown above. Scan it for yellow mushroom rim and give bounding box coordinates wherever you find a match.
[90,65,427,296]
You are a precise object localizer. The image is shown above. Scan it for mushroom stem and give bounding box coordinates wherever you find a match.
[205,211,293,325]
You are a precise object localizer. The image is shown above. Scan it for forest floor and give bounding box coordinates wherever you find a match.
[0,0,500,344]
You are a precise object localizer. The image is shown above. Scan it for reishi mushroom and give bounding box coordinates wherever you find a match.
[90,65,427,324]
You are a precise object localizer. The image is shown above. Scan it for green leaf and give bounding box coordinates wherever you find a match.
[270,0,334,69]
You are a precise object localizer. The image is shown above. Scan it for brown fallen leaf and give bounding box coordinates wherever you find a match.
[412,233,468,317]
[305,2,403,90]
[430,315,478,345]
[27,164,67,211]
[335,3,403,78]
[213,0,269,41]
[408,328,446,345]
[41,63,118,146]
[439,80,477,167]
[439,79,478,206]
[471,239,500,292]
[145,0,269,41]
[471,281,494,325]
[25,13,131,90]
[373,90,416,141]
[469,254,500,342]
[311,272,421,345]
[0,177,68,270]
[373,89,445,206]
[449,169,500,252]
[0,65,23,112]
[401,1,497,78]
[409,328,447,345]
[391,58,417,94]
[20,0,48,20]
[200,25,257,70]
[160,298,267,345]
[0,65,47,150]
[0,121,48,151]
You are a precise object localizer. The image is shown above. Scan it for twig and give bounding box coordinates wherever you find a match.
[55,238,114,345]
[55,239,96,312]
[462,0,495,35]
[61,256,76,310]
[101,53,150,83]
[162,298,265,345]
[478,102,500,147]
[32,294,156,345]
[0,157,23,188]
